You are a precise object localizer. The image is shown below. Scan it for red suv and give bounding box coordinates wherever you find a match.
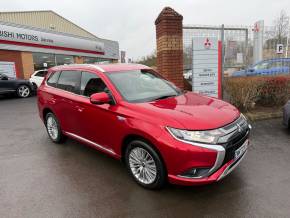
[37,64,251,189]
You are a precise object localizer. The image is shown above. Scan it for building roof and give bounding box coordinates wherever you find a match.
[0,10,98,40]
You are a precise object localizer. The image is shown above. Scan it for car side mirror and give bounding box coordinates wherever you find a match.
[90,92,111,105]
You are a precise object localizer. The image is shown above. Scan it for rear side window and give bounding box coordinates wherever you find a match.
[57,71,81,94]
[35,70,48,77]
[47,71,60,87]
[80,71,108,97]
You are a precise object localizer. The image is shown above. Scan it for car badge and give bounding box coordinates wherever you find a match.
[237,123,242,133]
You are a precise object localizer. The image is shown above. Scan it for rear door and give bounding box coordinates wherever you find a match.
[54,70,82,134]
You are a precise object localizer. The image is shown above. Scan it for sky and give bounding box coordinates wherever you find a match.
[1,0,290,60]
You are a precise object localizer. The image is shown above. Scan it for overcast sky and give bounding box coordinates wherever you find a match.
[1,0,290,60]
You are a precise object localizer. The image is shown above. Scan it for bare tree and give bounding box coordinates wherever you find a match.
[273,10,289,43]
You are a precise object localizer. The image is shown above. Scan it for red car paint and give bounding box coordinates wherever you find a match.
[37,64,250,186]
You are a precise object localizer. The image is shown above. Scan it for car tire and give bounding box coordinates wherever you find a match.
[45,112,66,144]
[16,84,31,98]
[32,82,38,90]
[125,140,166,189]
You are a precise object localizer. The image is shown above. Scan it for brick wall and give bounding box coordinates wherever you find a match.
[155,7,184,89]
[0,50,35,79]
[0,50,24,78]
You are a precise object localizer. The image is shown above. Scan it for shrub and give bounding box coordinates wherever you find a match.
[224,77,263,111]
[258,77,290,106]
[224,76,290,111]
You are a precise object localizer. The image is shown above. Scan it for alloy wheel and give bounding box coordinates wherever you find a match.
[18,85,30,98]
[129,147,157,184]
[46,116,59,140]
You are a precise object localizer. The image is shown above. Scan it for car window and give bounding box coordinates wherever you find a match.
[47,71,61,87]
[57,71,81,94]
[80,71,108,97]
[35,70,48,77]
[253,62,269,70]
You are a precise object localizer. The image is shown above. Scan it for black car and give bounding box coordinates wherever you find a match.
[0,73,34,98]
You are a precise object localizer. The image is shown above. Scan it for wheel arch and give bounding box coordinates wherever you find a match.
[17,83,32,90]
[120,134,168,174]
[42,107,54,122]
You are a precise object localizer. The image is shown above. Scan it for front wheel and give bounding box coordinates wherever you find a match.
[17,85,31,98]
[125,140,166,189]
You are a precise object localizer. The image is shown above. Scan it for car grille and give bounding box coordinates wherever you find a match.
[222,130,249,164]
[219,115,250,164]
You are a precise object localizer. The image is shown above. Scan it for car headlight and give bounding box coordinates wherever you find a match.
[167,127,224,144]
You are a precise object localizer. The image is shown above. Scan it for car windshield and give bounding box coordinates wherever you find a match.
[253,62,269,70]
[105,70,182,103]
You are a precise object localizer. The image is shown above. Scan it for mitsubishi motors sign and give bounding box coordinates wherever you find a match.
[0,23,107,57]
[192,37,222,98]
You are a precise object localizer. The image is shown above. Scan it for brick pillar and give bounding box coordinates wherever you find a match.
[20,52,34,79]
[74,56,84,64]
[155,7,184,89]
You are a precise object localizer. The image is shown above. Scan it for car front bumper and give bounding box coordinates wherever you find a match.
[168,150,247,186]
[157,116,251,186]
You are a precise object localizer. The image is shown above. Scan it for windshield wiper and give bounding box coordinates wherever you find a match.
[153,94,178,101]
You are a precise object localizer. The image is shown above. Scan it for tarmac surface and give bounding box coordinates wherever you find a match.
[1,96,290,218]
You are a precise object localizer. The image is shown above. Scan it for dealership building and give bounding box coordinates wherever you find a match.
[0,10,119,79]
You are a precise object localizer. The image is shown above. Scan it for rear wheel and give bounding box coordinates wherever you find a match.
[17,85,30,98]
[45,112,66,143]
[125,140,166,189]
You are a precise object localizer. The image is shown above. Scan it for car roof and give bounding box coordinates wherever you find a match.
[49,63,151,73]
[257,58,290,63]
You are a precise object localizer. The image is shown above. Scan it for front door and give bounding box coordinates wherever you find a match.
[74,71,124,153]
[0,74,15,93]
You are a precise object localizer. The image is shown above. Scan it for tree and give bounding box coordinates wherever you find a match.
[137,51,156,66]
[273,10,289,43]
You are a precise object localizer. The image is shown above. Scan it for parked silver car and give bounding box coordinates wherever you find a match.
[283,100,290,128]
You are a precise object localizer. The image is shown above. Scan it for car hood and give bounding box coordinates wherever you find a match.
[129,92,240,130]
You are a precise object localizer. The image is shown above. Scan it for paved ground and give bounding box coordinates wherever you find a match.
[0,96,290,218]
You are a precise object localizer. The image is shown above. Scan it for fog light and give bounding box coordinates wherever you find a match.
[180,168,210,178]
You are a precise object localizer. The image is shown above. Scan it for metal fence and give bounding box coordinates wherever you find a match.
[183,24,290,78]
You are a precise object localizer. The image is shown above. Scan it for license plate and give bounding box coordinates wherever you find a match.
[234,140,248,160]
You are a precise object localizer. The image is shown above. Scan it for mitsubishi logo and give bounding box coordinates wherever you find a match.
[252,23,259,32]
[237,123,242,133]
[204,38,212,49]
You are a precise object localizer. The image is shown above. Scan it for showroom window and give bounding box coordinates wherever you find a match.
[33,53,75,71]
[55,54,74,66]
[83,57,112,64]
[33,53,56,71]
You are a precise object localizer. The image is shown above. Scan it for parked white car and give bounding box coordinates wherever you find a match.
[29,70,48,88]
